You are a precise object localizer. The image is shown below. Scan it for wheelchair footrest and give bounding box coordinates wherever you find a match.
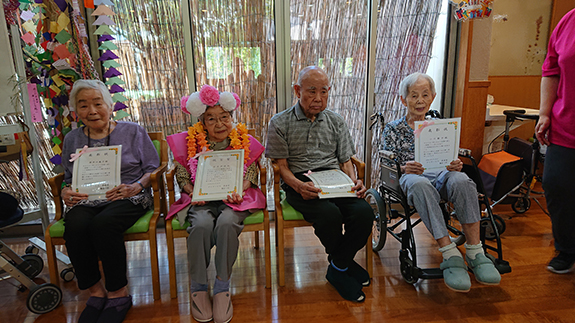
[419,268,443,280]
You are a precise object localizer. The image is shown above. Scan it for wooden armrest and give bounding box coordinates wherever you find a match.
[150,162,167,192]
[350,156,365,182]
[166,165,177,206]
[48,173,65,222]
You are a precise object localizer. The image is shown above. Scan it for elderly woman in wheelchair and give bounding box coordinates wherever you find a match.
[381,73,501,292]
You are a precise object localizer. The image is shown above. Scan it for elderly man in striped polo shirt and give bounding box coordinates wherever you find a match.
[265,66,373,302]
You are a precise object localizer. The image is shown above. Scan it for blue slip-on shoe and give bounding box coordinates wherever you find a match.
[466,253,501,285]
[440,256,471,292]
[347,260,371,286]
[326,264,365,302]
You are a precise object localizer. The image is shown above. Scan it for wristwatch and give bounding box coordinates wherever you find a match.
[136,181,145,192]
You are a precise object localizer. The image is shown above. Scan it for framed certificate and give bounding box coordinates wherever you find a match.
[305,169,356,199]
[72,145,122,201]
[414,117,461,173]
[192,149,245,202]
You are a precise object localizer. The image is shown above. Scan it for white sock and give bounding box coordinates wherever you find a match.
[439,242,463,260]
[465,242,484,260]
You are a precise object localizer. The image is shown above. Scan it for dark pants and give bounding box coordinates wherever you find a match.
[542,144,575,254]
[64,200,145,291]
[283,174,373,269]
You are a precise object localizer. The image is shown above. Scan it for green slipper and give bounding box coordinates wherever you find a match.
[440,256,471,292]
[466,254,501,285]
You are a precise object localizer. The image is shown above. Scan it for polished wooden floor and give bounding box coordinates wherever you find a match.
[2,201,575,323]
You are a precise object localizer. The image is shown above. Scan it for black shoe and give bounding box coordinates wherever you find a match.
[78,296,107,323]
[325,265,365,302]
[96,295,132,323]
[347,260,371,286]
[547,252,575,274]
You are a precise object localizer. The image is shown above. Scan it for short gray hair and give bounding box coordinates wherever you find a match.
[398,73,436,99]
[69,79,114,111]
[296,66,329,86]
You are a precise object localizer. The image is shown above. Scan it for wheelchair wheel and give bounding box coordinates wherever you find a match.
[22,254,44,278]
[60,268,75,282]
[366,189,387,252]
[481,214,506,240]
[511,197,530,214]
[26,283,62,314]
[400,249,418,284]
[25,245,39,255]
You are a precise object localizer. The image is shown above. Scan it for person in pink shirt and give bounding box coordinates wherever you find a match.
[535,8,575,274]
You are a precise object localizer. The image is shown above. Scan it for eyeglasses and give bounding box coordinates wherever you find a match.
[204,114,232,125]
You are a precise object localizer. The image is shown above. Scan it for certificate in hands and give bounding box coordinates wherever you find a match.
[305,169,356,199]
[72,145,122,201]
[414,117,461,173]
[192,149,244,202]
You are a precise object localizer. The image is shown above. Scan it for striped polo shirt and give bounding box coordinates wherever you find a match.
[265,102,355,174]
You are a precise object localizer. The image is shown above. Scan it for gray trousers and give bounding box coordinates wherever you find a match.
[186,201,250,284]
[400,171,480,240]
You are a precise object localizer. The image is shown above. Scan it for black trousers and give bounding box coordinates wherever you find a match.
[283,173,373,269]
[64,200,145,291]
[542,144,575,254]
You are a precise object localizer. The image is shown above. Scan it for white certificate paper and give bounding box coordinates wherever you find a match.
[414,118,461,173]
[192,149,244,202]
[305,169,356,199]
[72,145,122,201]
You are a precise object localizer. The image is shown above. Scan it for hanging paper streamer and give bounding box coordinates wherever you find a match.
[14,0,98,166]
[449,0,493,21]
[91,2,130,118]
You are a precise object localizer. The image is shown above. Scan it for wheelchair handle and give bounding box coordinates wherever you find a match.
[458,148,472,157]
[379,150,396,160]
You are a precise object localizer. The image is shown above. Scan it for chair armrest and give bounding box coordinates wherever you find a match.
[350,156,365,182]
[150,162,168,192]
[166,165,177,206]
[48,173,65,222]
[257,158,267,196]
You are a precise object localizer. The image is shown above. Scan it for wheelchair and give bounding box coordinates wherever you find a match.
[366,149,512,284]
[0,192,62,314]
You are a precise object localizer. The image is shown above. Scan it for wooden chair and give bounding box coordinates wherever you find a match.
[164,129,271,299]
[272,157,373,287]
[45,132,168,301]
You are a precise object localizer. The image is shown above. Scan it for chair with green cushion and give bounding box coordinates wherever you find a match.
[164,129,271,299]
[45,132,168,300]
[272,157,373,287]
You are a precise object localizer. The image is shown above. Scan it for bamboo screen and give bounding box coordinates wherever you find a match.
[370,0,443,187]
[189,0,277,143]
[290,0,369,160]
[112,0,190,136]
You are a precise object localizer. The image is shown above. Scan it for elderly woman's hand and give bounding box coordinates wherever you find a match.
[403,161,425,175]
[224,192,244,204]
[446,159,463,172]
[106,183,141,201]
[62,186,89,207]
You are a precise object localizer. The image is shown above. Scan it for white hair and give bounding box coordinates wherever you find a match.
[69,79,114,111]
[398,73,436,99]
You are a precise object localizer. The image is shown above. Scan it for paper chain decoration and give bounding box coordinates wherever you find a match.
[449,0,493,21]
[87,0,130,119]
[15,0,97,166]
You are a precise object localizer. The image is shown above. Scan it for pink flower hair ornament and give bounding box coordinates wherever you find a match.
[181,85,241,117]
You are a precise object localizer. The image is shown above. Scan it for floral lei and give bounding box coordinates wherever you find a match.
[186,121,251,184]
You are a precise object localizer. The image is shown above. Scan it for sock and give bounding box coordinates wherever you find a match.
[191,280,208,293]
[331,260,348,272]
[439,242,463,260]
[465,242,484,260]
[213,277,230,295]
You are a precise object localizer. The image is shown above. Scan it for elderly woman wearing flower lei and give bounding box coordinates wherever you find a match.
[166,85,265,323]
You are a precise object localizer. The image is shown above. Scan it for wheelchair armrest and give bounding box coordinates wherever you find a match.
[379,150,396,160]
